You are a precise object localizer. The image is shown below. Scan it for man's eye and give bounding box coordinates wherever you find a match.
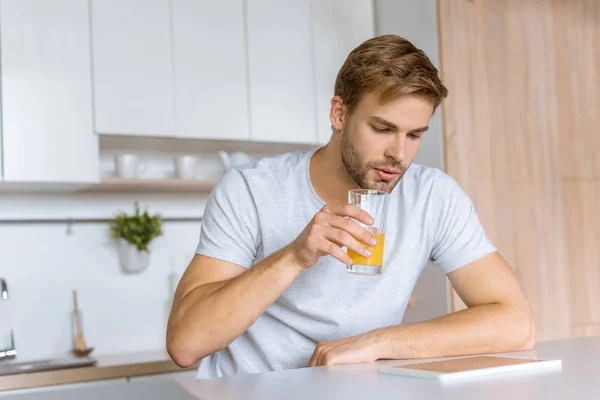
[408,134,422,140]
[372,126,389,133]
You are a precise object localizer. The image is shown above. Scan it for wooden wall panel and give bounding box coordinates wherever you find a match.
[563,181,600,333]
[553,0,600,178]
[439,0,599,341]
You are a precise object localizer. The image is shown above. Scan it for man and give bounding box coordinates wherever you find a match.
[166,35,535,378]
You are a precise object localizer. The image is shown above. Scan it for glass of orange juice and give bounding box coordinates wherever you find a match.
[346,189,389,276]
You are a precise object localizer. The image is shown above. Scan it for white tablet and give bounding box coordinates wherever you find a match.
[377,356,562,381]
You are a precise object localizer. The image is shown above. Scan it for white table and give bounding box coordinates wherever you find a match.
[178,337,600,400]
[3,337,598,399]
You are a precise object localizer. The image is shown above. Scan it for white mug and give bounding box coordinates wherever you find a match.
[115,154,145,178]
[174,155,198,180]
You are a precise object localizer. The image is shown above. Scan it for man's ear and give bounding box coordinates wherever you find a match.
[329,95,345,133]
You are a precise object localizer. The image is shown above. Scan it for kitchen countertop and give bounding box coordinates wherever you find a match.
[0,350,198,392]
[177,336,600,399]
[2,337,599,399]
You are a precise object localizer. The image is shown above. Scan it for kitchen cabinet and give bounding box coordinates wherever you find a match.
[0,0,99,183]
[311,0,375,144]
[90,0,174,137]
[172,0,250,141]
[88,0,375,145]
[245,0,317,143]
[0,378,128,398]
[0,372,195,397]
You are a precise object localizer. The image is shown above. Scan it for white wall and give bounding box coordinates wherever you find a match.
[0,192,206,362]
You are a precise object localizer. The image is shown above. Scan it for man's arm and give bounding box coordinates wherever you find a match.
[309,251,535,366]
[167,251,303,368]
[380,251,535,358]
[167,203,376,367]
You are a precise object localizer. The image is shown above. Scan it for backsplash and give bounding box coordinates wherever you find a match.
[0,192,207,362]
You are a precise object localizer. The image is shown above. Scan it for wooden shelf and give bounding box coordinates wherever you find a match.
[83,177,218,193]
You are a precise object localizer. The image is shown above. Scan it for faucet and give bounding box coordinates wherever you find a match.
[0,278,17,361]
[1,278,8,300]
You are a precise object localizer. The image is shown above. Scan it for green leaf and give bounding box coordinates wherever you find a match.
[109,201,163,252]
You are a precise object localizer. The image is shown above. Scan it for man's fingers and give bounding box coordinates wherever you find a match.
[308,350,318,367]
[309,342,330,367]
[322,204,374,226]
[319,241,353,266]
[327,215,377,248]
[310,336,363,367]
[320,226,371,259]
[309,342,327,367]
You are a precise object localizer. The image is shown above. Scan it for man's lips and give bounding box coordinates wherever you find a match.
[375,168,400,181]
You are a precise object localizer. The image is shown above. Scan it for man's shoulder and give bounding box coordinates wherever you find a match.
[402,163,446,188]
[215,150,311,193]
[401,163,466,198]
[402,163,473,215]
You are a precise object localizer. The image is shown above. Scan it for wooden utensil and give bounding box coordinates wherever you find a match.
[72,289,94,357]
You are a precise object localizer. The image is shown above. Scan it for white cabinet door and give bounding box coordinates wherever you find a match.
[90,0,174,137]
[0,0,99,182]
[0,378,128,397]
[172,0,250,141]
[246,0,317,144]
[312,0,375,144]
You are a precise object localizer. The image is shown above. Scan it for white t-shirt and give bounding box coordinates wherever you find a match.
[194,150,496,378]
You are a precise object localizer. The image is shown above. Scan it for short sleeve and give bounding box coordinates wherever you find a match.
[429,173,496,274]
[195,168,259,269]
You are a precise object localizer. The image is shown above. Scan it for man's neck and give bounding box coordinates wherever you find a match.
[309,133,360,205]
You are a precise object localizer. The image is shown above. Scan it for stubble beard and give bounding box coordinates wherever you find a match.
[340,127,410,193]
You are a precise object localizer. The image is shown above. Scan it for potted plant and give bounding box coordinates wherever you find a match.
[110,202,163,274]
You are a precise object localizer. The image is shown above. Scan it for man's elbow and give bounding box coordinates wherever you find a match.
[166,326,228,368]
[167,336,198,368]
[168,350,196,369]
[166,323,206,368]
[513,307,536,351]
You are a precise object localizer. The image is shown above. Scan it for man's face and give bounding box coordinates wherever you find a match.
[338,92,434,193]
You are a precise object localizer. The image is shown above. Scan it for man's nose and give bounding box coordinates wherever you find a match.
[384,135,406,163]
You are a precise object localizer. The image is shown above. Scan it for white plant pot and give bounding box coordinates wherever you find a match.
[118,239,150,274]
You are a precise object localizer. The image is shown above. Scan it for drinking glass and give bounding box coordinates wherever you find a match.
[346,189,389,276]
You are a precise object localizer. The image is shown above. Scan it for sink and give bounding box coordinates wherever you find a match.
[0,357,96,376]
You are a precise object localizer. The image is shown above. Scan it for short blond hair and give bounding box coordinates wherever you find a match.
[334,34,448,113]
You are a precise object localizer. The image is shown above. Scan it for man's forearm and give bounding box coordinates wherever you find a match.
[373,303,535,360]
[168,248,302,366]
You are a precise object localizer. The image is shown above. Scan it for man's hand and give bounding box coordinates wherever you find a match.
[287,204,377,269]
[308,331,382,367]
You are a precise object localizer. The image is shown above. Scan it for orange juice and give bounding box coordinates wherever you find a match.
[347,233,385,266]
